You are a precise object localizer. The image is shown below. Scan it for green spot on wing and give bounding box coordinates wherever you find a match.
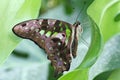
[39,30,45,35]
[60,28,63,31]
[53,27,56,30]
[52,32,58,37]
[65,24,71,44]
[46,31,52,37]
[66,29,71,38]
[65,24,71,39]
[59,22,62,26]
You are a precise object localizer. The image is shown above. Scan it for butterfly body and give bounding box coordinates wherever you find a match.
[12,19,82,76]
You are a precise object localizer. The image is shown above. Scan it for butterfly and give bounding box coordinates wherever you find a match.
[12,19,82,76]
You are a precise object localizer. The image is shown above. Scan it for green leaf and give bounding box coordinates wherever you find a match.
[78,17,102,69]
[108,68,120,80]
[89,34,120,80]
[0,0,41,64]
[58,69,89,80]
[87,0,120,42]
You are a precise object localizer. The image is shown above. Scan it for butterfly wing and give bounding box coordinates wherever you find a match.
[12,19,76,75]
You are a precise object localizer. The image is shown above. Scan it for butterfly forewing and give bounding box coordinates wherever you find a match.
[12,19,81,75]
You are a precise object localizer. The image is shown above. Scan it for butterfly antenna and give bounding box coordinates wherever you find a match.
[75,1,86,22]
[80,36,89,48]
[75,7,84,22]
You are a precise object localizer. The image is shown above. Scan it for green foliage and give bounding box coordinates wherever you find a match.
[89,34,120,80]
[78,17,102,69]
[87,0,120,42]
[0,0,41,64]
[59,69,89,80]
[87,0,120,80]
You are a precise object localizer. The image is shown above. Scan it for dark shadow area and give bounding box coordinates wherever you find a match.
[94,71,113,80]
[12,50,29,59]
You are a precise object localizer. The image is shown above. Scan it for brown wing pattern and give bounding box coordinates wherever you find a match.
[12,19,81,76]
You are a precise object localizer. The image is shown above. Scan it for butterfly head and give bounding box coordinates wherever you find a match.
[73,21,80,27]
